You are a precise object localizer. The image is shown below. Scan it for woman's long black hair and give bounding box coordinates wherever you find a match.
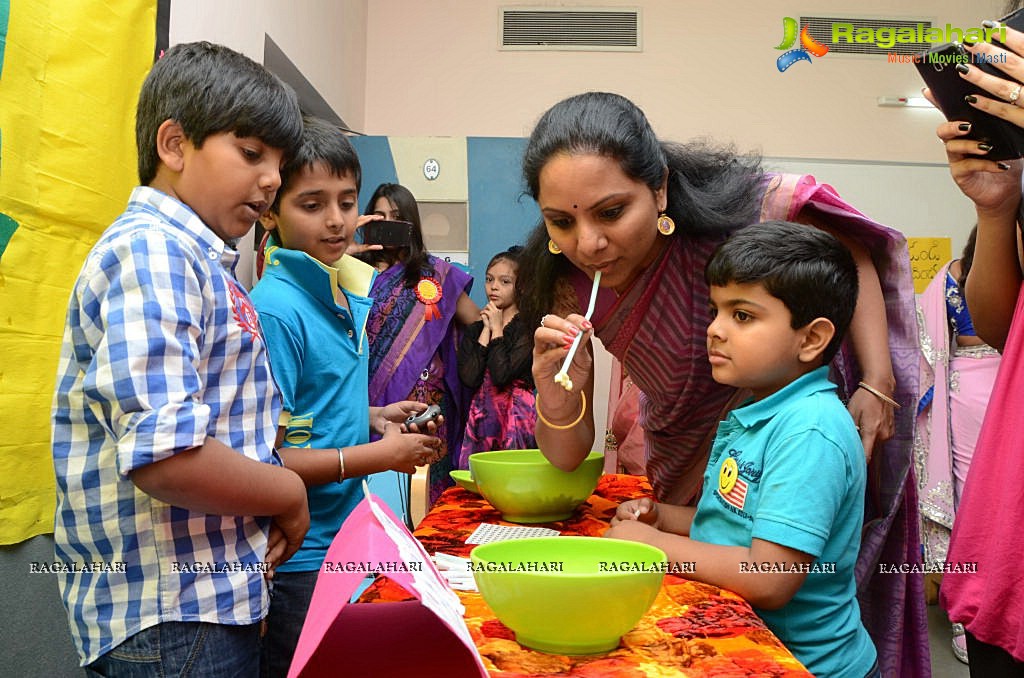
[957,225,978,293]
[517,92,766,328]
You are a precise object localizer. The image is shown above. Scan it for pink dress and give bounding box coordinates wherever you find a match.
[941,281,1024,660]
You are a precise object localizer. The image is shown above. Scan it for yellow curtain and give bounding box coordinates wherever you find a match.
[0,0,155,544]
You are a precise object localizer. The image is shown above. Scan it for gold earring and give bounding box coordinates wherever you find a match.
[657,213,676,236]
[548,239,562,255]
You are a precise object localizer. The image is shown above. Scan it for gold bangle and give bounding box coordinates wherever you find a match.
[536,392,587,430]
[337,447,346,482]
[857,381,901,409]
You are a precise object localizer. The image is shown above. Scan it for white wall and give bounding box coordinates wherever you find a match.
[165,0,1003,259]
[169,0,368,128]
[362,0,1003,164]
[169,0,369,285]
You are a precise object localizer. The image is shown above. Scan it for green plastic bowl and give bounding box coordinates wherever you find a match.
[449,469,479,494]
[468,449,603,523]
[471,536,666,655]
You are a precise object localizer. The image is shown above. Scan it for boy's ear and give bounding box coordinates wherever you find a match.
[259,210,279,231]
[798,317,836,364]
[155,119,187,173]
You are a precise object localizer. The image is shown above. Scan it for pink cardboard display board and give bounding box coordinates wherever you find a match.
[288,486,487,678]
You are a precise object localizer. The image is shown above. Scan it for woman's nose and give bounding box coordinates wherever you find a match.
[575,221,607,256]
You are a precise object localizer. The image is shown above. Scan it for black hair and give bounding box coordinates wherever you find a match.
[135,41,303,185]
[517,92,765,328]
[957,225,978,293]
[358,183,430,287]
[704,220,858,364]
[487,245,523,272]
[271,116,361,211]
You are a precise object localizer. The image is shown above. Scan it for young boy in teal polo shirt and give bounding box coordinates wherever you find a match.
[607,221,877,678]
[249,116,444,676]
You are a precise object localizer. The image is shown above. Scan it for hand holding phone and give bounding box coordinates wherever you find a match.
[915,8,1024,160]
[916,43,1024,161]
[362,220,414,247]
[405,404,442,428]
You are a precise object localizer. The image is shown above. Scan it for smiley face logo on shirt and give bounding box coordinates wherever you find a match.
[719,457,739,495]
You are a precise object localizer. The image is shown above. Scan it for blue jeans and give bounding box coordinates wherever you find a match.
[85,621,260,677]
[260,570,318,678]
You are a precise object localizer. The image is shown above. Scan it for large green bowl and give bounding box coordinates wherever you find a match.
[471,536,666,655]
[449,469,479,494]
[468,449,603,523]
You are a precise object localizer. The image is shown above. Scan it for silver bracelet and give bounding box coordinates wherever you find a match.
[337,447,346,482]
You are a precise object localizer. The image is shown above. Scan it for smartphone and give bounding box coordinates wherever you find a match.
[915,9,1024,160]
[363,220,414,247]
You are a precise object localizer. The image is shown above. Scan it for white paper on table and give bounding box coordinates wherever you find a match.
[466,522,560,544]
[363,482,468,624]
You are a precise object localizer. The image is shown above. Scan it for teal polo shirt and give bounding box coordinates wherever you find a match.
[251,242,376,572]
[690,366,876,678]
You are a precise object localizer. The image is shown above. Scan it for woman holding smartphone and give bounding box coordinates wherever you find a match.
[357,183,479,506]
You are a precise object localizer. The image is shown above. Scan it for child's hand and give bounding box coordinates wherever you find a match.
[264,474,310,578]
[346,214,385,256]
[382,422,443,474]
[371,402,444,435]
[265,523,286,580]
[481,302,501,332]
[611,498,659,527]
[604,518,660,542]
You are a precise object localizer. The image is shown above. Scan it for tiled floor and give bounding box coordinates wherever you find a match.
[927,602,971,678]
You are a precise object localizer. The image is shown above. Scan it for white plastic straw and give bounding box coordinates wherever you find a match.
[554,271,601,391]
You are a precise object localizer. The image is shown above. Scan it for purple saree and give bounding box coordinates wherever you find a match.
[365,256,473,505]
[580,174,928,676]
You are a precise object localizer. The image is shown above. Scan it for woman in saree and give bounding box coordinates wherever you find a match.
[519,92,928,676]
[359,183,479,506]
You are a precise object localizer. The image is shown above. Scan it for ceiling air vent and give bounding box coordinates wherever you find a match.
[801,16,933,56]
[500,7,640,51]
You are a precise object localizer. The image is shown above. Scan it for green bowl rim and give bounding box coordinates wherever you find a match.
[469,535,667,579]
[469,450,604,464]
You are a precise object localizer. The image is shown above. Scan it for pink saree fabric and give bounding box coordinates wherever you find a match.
[942,281,1024,660]
[915,263,1000,564]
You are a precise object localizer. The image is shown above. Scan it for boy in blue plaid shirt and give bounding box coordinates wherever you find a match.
[51,42,310,675]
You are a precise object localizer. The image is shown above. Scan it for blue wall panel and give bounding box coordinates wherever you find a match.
[349,135,399,212]
[465,137,540,307]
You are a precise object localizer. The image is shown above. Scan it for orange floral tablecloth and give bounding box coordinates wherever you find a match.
[358,474,812,677]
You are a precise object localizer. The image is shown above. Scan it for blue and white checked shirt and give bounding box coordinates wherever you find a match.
[51,187,282,665]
